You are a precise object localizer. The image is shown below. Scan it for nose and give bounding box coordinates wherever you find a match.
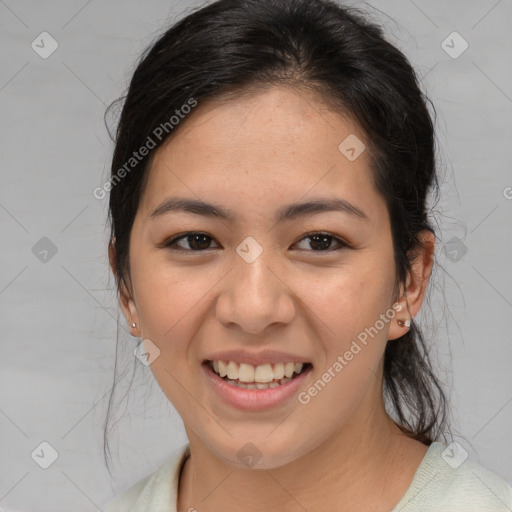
[214,248,296,335]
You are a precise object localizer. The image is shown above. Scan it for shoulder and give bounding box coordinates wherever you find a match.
[393,442,512,512]
[102,443,190,512]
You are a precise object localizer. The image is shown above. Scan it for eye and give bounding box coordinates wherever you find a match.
[293,232,348,252]
[164,232,220,252]
[163,231,349,253]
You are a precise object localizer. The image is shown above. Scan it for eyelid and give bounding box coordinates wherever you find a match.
[294,231,350,250]
[162,232,220,251]
[163,231,350,252]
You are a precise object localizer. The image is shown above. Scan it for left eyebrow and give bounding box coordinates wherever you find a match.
[276,197,368,222]
[150,196,369,222]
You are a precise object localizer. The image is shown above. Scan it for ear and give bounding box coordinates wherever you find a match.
[109,238,141,337]
[387,230,435,340]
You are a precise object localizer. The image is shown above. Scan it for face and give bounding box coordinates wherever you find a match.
[116,86,411,469]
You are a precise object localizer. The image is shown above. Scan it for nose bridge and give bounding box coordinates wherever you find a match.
[215,237,295,333]
[236,246,274,296]
[233,240,280,310]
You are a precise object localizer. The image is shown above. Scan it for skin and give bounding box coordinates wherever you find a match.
[111,85,435,511]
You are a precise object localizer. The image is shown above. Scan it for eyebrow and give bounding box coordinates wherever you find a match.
[150,196,368,222]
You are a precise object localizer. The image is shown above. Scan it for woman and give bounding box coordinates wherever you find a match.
[102,0,512,510]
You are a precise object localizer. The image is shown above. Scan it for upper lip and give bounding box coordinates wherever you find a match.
[203,349,311,367]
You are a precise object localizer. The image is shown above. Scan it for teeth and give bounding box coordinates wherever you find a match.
[209,360,306,383]
[226,361,238,380]
[225,377,292,389]
[273,362,285,379]
[239,363,255,382]
[254,364,274,382]
[217,360,228,378]
[284,362,295,378]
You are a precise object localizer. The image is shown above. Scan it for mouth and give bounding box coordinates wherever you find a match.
[202,359,313,390]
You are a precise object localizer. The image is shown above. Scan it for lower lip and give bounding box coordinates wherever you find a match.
[202,362,313,411]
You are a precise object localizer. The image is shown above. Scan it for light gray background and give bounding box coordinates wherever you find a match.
[1,0,511,510]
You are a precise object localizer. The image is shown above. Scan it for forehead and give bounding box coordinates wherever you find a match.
[139,86,382,219]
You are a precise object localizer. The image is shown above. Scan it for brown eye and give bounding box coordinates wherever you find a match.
[163,231,348,253]
[293,232,348,252]
[164,232,219,251]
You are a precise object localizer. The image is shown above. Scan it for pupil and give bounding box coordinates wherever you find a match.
[189,234,210,250]
[310,234,331,251]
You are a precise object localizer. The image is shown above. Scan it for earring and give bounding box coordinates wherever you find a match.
[397,319,411,328]
[131,322,136,328]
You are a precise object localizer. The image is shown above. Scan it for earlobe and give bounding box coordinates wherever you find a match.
[109,237,141,337]
[388,295,411,340]
[388,230,435,341]
[119,280,141,337]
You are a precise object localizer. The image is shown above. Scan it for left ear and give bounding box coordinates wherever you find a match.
[388,230,435,340]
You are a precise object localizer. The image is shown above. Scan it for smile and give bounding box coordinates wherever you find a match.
[202,360,313,410]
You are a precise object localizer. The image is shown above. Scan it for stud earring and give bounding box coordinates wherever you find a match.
[131,322,136,328]
[397,319,411,328]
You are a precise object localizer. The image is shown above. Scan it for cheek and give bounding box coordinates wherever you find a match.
[131,261,208,351]
[298,260,396,397]
[306,266,394,341]
[293,271,395,423]
[130,264,212,406]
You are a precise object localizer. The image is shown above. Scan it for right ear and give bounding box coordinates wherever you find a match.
[109,238,140,337]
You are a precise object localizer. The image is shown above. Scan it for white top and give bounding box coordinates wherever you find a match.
[103,441,512,511]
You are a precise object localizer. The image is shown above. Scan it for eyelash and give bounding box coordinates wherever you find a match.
[163,231,350,253]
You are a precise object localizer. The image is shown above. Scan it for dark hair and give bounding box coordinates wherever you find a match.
[104,0,448,472]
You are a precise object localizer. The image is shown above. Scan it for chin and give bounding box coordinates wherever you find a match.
[206,434,318,470]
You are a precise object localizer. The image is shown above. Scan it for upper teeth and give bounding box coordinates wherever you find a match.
[212,361,304,383]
